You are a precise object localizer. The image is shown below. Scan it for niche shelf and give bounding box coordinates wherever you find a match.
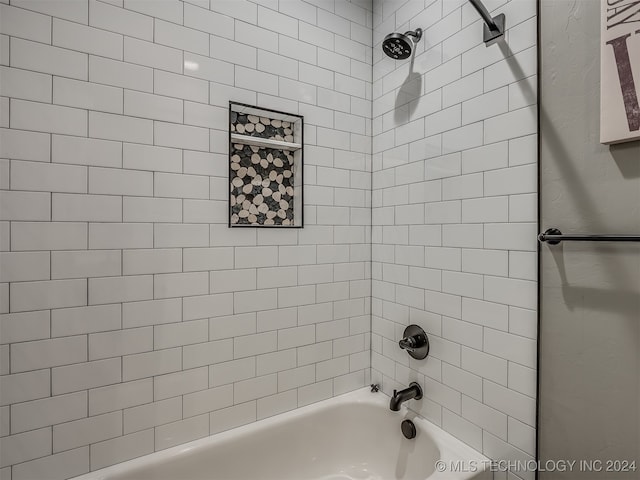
[229,102,304,228]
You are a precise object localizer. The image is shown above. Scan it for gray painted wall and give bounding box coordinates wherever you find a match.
[539,1,640,478]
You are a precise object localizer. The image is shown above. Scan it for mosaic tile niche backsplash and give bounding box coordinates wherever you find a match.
[229,105,303,227]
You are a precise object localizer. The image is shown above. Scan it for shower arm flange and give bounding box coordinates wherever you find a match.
[404,28,423,43]
[468,0,505,46]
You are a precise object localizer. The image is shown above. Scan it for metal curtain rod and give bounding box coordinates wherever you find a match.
[538,228,640,245]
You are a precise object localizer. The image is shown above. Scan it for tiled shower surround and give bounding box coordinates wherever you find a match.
[0,0,537,479]
[0,0,373,477]
[371,1,537,479]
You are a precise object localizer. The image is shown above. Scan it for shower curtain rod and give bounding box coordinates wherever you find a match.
[538,228,640,245]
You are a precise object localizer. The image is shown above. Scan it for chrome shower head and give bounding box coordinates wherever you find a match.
[382,28,422,60]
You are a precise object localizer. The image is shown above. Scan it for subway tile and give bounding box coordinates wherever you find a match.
[52,358,121,395]
[0,251,50,283]
[124,37,182,74]
[122,348,181,382]
[0,4,51,43]
[124,397,181,434]
[0,310,50,344]
[89,327,153,361]
[190,54,234,89]
[154,122,209,151]
[11,99,87,136]
[184,3,233,38]
[87,161,153,196]
[10,279,86,313]
[183,247,234,272]
[0,369,50,406]
[183,338,233,369]
[89,275,153,305]
[89,0,153,41]
[51,250,121,279]
[89,379,152,416]
[484,379,536,427]
[234,374,277,403]
[53,18,123,59]
[0,66,51,102]
[12,447,89,480]
[89,223,153,250]
[0,427,51,469]
[11,391,87,434]
[210,401,257,435]
[461,346,507,386]
[257,349,296,376]
[53,411,122,453]
[462,395,508,440]
[155,415,209,450]
[154,70,208,103]
[52,304,121,337]
[154,367,208,401]
[11,0,87,22]
[10,222,85,252]
[125,0,183,23]
[122,298,181,328]
[155,173,209,199]
[484,328,536,369]
[484,275,536,310]
[210,357,256,387]
[123,197,182,223]
[185,151,226,176]
[317,356,349,382]
[442,409,483,452]
[183,293,233,321]
[508,362,536,399]
[53,135,122,168]
[210,269,256,294]
[154,272,208,299]
[90,429,154,471]
[52,194,121,222]
[257,389,297,420]
[183,385,233,418]
[155,19,208,55]
[11,38,87,80]
[154,223,209,248]
[210,34,257,68]
[234,331,277,359]
[123,143,182,173]
[154,319,208,350]
[89,112,153,144]
[54,77,123,114]
[124,90,183,123]
[89,56,153,92]
[123,249,182,275]
[0,128,50,162]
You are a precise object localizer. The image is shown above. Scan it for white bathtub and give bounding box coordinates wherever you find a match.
[74,388,490,480]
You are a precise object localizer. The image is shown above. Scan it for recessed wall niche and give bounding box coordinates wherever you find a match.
[229,102,303,228]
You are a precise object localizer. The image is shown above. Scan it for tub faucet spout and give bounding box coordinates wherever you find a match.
[389,382,423,411]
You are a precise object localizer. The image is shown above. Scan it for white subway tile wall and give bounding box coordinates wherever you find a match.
[0,0,373,476]
[371,1,537,479]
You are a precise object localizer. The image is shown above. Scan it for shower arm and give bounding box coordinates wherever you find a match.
[468,0,499,31]
[467,0,506,45]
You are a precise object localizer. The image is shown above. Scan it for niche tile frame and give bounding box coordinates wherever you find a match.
[228,102,304,228]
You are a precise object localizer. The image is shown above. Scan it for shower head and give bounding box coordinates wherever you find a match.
[382,28,422,60]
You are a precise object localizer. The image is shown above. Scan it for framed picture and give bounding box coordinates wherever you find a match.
[600,1,640,144]
[228,102,304,227]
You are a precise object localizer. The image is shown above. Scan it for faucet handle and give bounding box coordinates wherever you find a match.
[399,325,430,360]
